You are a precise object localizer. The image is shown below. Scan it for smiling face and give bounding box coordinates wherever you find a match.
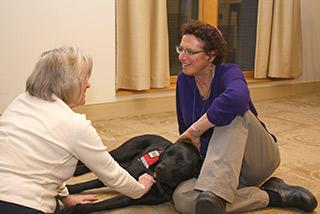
[178,34,215,76]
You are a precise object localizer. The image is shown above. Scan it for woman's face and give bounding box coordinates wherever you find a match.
[178,34,214,76]
[70,74,91,108]
[77,75,91,106]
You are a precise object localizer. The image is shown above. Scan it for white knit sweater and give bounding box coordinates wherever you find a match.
[0,92,145,213]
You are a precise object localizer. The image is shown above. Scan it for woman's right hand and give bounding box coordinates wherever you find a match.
[176,128,201,151]
[60,194,98,207]
[138,173,155,194]
[176,113,214,151]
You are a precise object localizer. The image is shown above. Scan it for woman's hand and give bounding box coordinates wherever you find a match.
[60,194,98,207]
[176,127,201,151]
[176,113,214,151]
[138,173,155,194]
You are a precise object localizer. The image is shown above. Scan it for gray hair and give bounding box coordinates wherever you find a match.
[26,46,92,105]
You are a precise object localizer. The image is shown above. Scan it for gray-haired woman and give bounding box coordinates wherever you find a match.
[0,46,154,214]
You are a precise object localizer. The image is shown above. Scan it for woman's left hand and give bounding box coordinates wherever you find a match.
[61,194,98,207]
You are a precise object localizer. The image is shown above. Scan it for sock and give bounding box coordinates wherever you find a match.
[265,190,282,207]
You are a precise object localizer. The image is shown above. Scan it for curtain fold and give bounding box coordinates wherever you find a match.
[116,0,170,90]
[255,0,302,78]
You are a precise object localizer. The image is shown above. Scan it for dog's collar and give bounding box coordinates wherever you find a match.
[139,150,163,169]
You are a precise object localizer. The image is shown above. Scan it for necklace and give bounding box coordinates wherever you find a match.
[195,78,212,100]
[194,70,214,100]
[192,72,214,122]
[192,86,209,122]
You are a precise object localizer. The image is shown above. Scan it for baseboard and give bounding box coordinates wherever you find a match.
[74,80,320,121]
[249,80,320,101]
[73,95,176,121]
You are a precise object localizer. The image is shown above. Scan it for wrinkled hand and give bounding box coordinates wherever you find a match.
[138,173,155,194]
[176,128,201,151]
[61,194,98,207]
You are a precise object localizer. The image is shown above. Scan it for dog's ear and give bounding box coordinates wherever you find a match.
[194,158,203,178]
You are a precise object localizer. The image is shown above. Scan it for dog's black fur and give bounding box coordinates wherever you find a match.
[62,134,203,214]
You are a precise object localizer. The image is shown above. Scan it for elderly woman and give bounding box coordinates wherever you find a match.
[0,47,154,214]
[172,21,317,214]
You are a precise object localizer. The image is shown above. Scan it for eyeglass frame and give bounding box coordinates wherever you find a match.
[176,45,206,56]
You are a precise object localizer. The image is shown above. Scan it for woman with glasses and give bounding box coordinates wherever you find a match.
[0,46,155,214]
[172,21,317,214]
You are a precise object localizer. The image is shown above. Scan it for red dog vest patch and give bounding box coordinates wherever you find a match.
[139,150,162,169]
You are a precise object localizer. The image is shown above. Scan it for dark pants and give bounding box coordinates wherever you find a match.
[0,200,44,214]
[0,199,61,214]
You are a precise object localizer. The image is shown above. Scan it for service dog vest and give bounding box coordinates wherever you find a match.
[139,150,163,169]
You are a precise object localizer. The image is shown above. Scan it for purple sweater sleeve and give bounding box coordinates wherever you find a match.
[207,64,250,126]
[176,78,188,134]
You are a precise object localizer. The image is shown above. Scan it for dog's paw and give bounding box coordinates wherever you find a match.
[61,204,94,214]
[60,207,76,214]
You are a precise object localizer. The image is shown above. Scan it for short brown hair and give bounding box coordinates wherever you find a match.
[26,46,92,105]
[181,21,228,64]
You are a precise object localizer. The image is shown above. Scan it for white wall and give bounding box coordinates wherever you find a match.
[0,0,319,113]
[0,0,116,112]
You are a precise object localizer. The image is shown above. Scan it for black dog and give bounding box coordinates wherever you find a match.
[62,134,203,214]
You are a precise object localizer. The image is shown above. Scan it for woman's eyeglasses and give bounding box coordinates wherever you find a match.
[176,46,205,56]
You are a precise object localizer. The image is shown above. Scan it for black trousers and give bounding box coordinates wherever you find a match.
[0,200,61,214]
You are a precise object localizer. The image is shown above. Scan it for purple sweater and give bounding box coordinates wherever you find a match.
[176,64,268,157]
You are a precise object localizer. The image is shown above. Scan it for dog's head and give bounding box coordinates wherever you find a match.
[154,141,203,188]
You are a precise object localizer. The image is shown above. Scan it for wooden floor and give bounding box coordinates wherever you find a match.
[67,92,320,214]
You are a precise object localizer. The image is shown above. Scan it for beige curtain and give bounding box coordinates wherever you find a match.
[255,0,302,78]
[116,0,170,90]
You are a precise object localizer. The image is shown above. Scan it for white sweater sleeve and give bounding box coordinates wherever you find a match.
[70,117,145,199]
[57,182,69,198]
